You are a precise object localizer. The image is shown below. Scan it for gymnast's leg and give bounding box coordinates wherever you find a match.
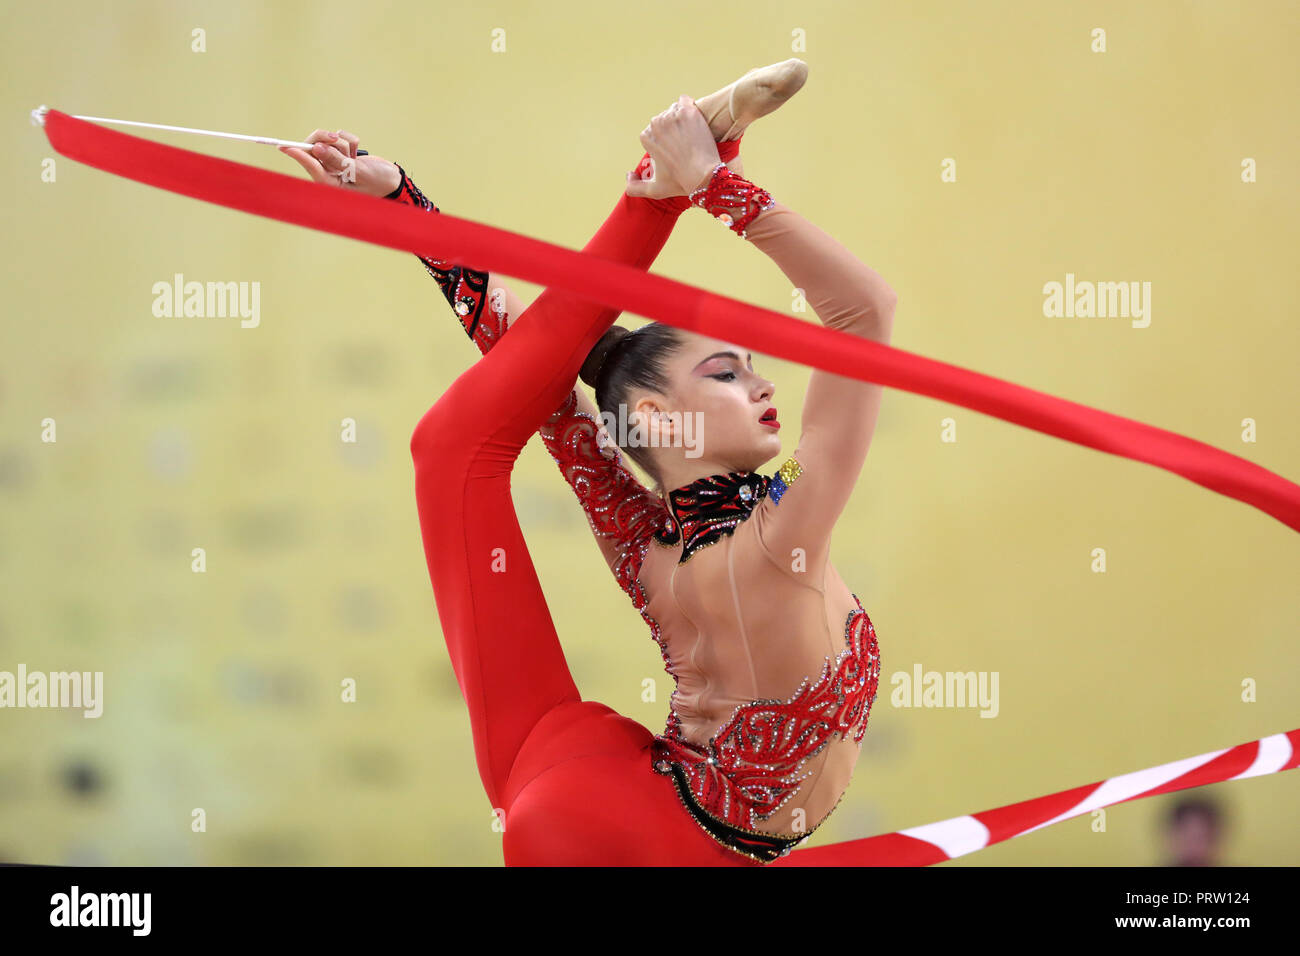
[409,139,742,818]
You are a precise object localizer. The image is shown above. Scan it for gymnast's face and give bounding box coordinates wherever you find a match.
[634,333,782,479]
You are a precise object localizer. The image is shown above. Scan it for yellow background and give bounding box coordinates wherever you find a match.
[2,0,1296,865]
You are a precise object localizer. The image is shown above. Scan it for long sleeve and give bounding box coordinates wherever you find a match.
[536,392,672,603]
[740,201,897,581]
[387,164,669,600]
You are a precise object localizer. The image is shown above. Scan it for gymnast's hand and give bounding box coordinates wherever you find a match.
[625,95,724,200]
[278,128,402,197]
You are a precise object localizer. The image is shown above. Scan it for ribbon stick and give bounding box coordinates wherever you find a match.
[36,108,1300,532]
[30,104,316,149]
[772,729,1300,866]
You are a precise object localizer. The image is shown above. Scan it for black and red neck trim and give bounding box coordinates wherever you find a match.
[653,470,771,561]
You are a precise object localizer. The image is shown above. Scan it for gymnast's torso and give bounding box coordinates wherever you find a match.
[520,183,894,860]
[629,462,882,859]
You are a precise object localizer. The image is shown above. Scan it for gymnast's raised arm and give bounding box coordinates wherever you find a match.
[738,198,896,580]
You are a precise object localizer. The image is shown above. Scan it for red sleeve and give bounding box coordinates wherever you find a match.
[537,390,671,603]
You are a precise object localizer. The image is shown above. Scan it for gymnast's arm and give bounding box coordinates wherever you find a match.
[740,200,897,580]
[383,162,669,599]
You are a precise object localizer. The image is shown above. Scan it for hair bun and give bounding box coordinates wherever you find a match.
[579,325,632,389]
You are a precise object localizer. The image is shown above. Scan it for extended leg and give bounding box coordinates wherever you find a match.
[409,141,739,812]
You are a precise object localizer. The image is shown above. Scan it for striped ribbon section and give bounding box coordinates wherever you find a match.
[772,729,1299,865]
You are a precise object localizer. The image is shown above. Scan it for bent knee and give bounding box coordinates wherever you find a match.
[410,396,464,468]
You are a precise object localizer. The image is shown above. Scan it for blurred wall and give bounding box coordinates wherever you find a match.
[1,0,1296,865]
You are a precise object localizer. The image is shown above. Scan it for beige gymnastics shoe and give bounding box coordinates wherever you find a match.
[694,58,809,143]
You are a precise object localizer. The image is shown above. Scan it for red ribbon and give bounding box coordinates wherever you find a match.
[40,108,1300,532]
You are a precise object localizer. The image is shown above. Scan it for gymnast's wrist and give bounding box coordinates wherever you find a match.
[378,161,404,199]
[688,161,726,198]
[381,163,440,213]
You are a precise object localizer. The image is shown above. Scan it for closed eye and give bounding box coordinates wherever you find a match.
[711,371,737,382]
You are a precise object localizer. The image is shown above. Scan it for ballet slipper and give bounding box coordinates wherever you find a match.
[694,58,809,143]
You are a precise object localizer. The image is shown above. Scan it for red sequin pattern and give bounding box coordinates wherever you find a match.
[533,393,708,752]
[537,391,673,596]
[688,162,776,238]
[652,596,880,830]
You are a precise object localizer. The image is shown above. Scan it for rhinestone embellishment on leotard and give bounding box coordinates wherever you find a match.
[688,162,777,238]
[768,457,802,504]
[651,594,881,839]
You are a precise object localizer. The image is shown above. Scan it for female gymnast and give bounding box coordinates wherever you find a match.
[281,59,898,865]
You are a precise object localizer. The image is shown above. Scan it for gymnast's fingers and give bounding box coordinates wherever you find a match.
[278,145,331,184]
[333,129,360,159]
[278,128,348,184]
[305,128,340,146]
[309,140,352,178]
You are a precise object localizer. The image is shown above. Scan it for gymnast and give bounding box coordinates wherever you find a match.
[281,59,898,864]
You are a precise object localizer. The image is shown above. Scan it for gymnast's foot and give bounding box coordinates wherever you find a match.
[694,58,809,144]
[628,61,806,196]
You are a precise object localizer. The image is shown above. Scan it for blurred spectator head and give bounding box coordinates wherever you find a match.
[1162,795,1226,866]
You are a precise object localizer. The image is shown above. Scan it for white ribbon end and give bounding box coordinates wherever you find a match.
[30,105,49,127]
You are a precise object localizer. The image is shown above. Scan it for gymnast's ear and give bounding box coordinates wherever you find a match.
[631,394,676,438]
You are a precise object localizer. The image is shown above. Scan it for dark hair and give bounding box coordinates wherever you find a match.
[578,322,685,493]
